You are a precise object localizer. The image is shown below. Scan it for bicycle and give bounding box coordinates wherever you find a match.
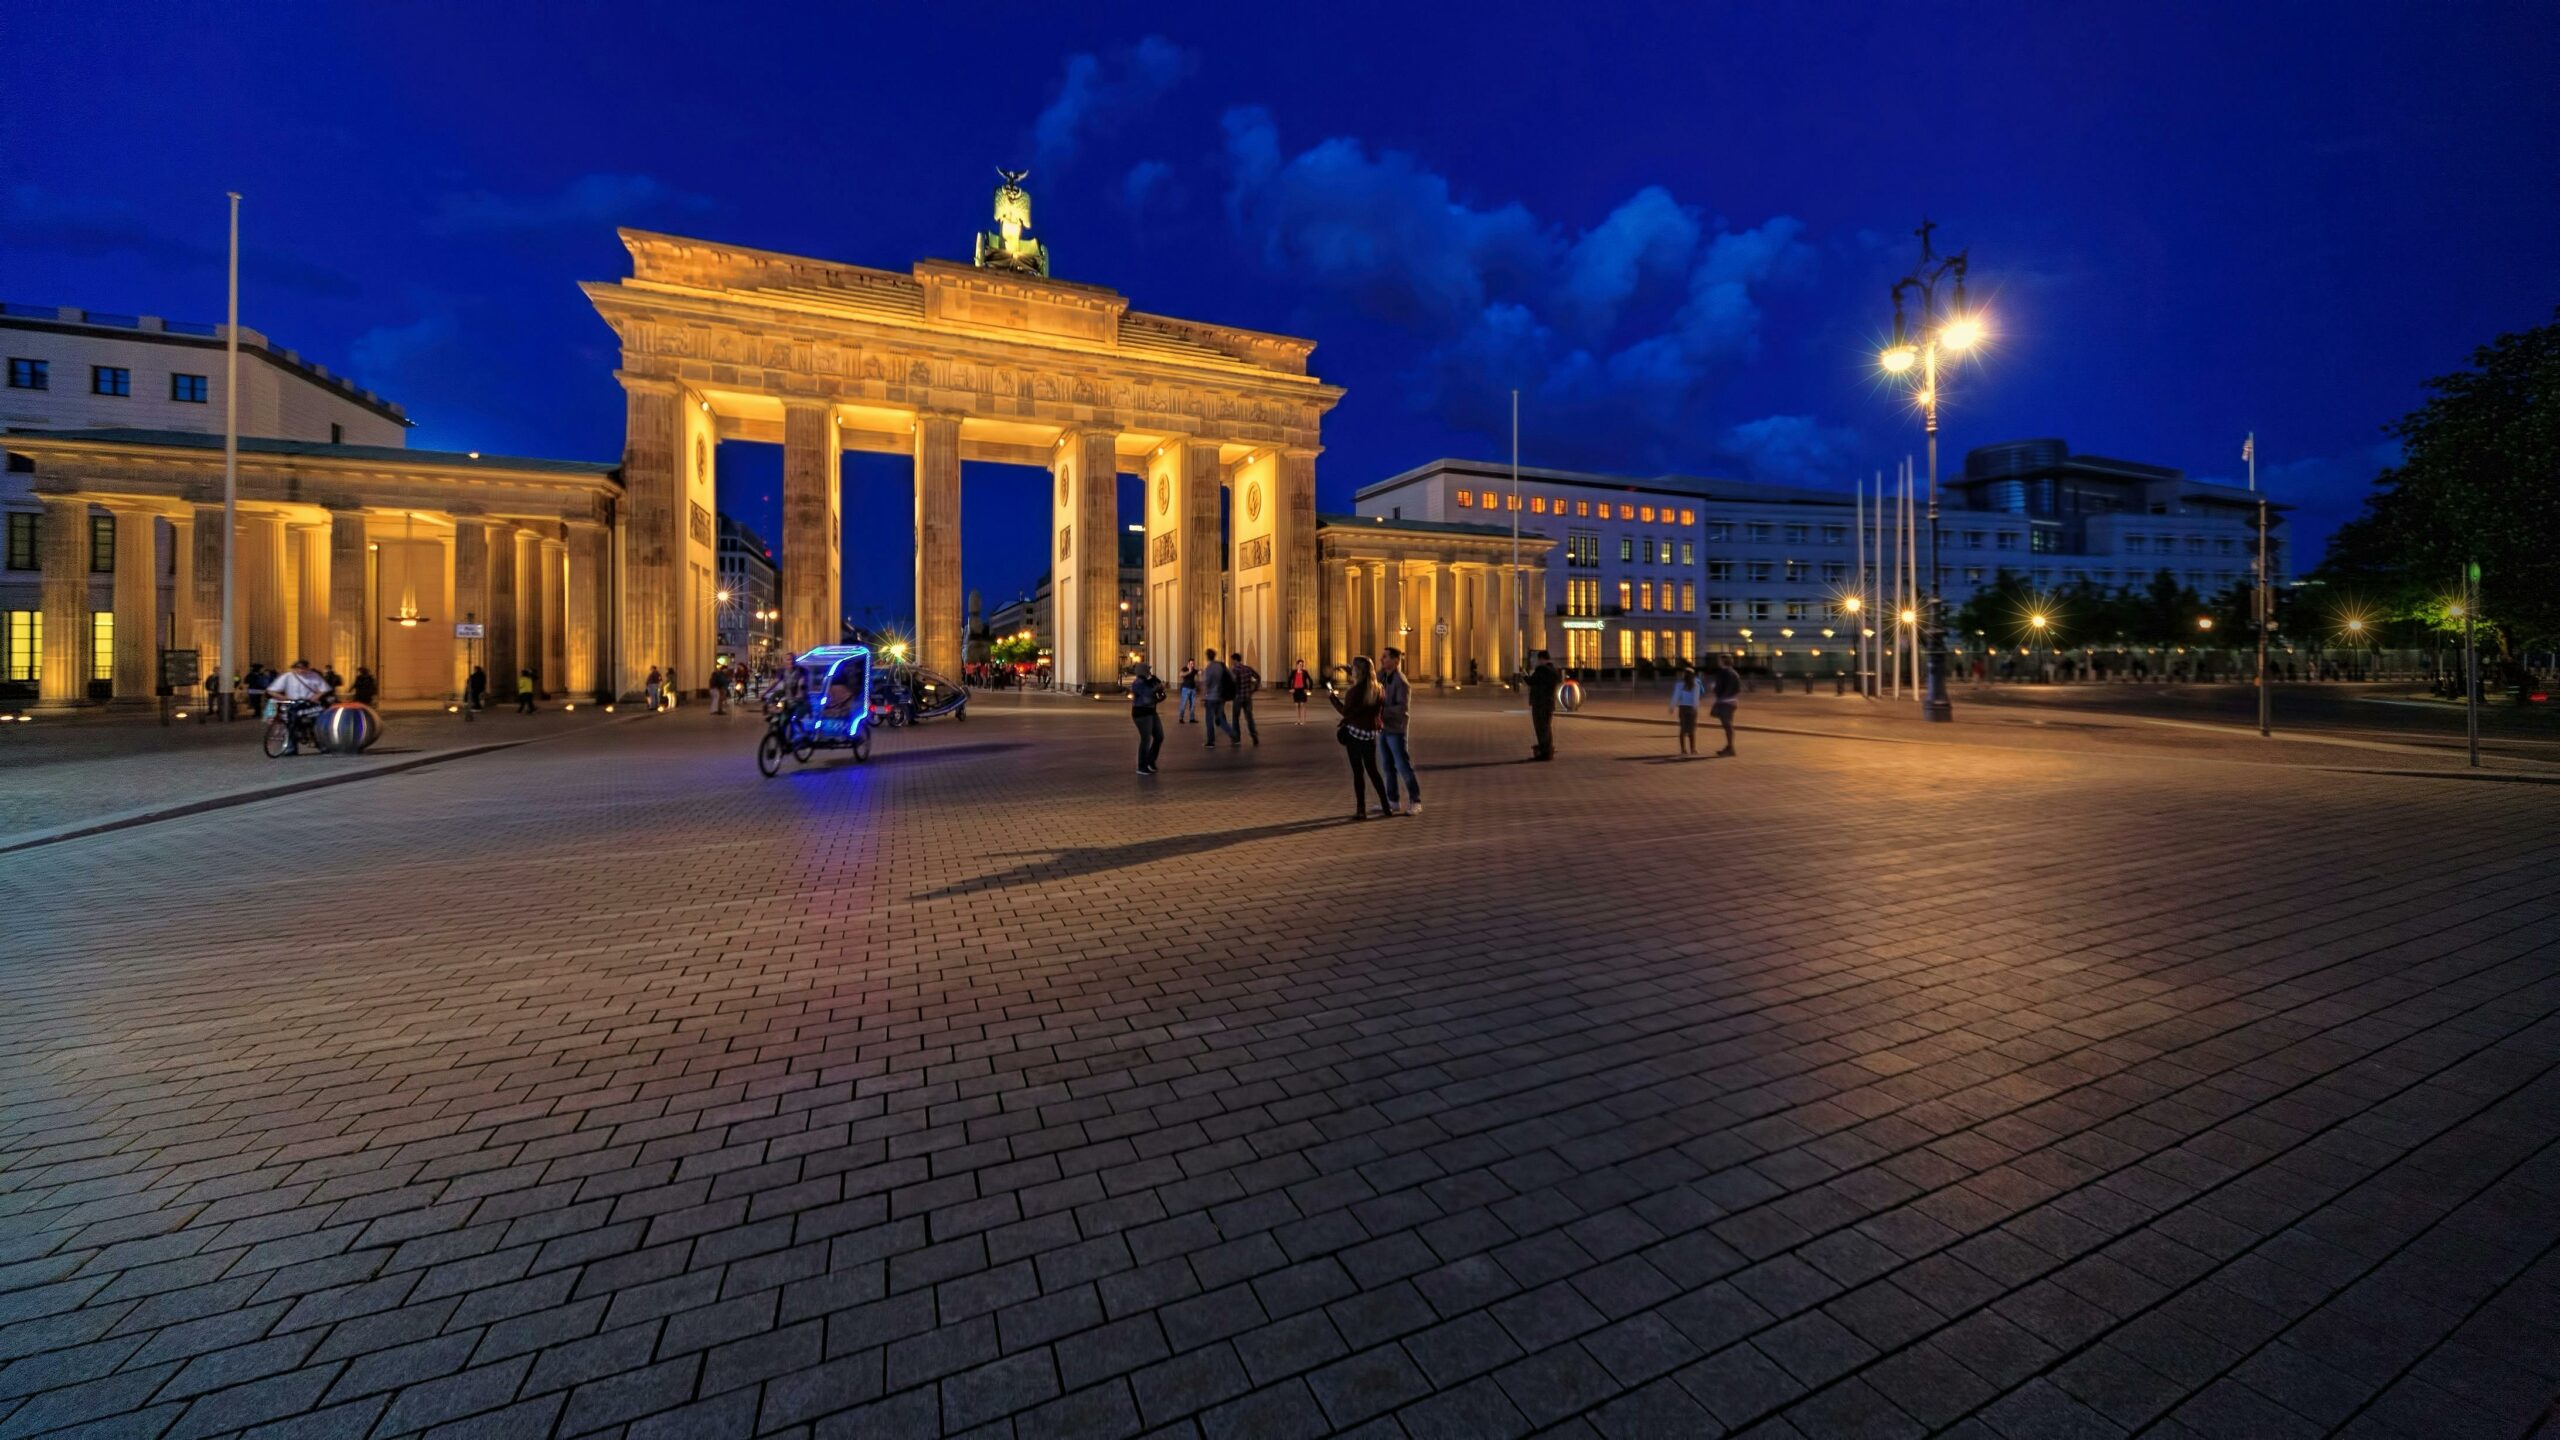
[262,700,324,758]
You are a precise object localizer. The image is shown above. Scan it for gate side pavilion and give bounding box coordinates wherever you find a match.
[586,228,1344,693]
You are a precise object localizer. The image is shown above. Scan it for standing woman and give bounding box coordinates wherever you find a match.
[1177,660,1200,725]
[1287,660,1314,723]
[1328,655,1390,820]
[1667,664,1702,756]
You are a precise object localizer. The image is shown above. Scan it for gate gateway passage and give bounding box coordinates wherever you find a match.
[585,177,1343,693]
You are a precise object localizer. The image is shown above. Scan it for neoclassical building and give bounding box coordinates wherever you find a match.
[5,186,1579,708]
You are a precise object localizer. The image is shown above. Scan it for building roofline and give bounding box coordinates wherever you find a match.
[0,304,412,426]
[2,427,614,478]
[1355,457,1853,506]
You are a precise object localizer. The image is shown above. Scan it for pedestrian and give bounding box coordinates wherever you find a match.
[1377,646,1420,815]
[352,667,378,708]
[1710,653,1741,757]
[1200,649,1238,748]
[1668,663,1703,756]
[709,662,729,714]
[1177,660,1199,724]
[644,666,664,709]
[465,665,487,711]
[203,669,223,722]
[323,665,344,697]
[1329,655,1390,819]
[1526,650,1561,761]
[1129,661,1167,774]
[1287,661,1314,723]
[1229,652,1261,745]
[516,668,537,714]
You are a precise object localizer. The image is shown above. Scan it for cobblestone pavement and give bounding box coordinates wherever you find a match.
[2,699,2555,1439]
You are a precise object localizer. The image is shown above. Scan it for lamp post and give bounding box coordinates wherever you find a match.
[1878,220,1984,723]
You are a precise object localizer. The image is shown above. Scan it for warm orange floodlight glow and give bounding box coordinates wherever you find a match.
[1880,344,1919,374]
[1942,314,1986,352]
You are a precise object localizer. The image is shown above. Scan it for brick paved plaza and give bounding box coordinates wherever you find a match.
[3,696,2556,1439]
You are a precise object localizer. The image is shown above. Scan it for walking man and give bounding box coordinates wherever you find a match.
[1378,646,1420,814]
[515,668,537,714]
[1229,651,1262,745]
[709,661,730,714]
[1668,663,1703,756]
[1200,649,1238,747]
[1526,650,1561,761]
[1710,652,1741,756]
[1130,662,1167,774]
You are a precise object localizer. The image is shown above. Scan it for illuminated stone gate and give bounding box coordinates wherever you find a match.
[584,178,1343,691]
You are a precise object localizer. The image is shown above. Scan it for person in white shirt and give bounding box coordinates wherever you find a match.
[1667,665,1704,756]
[265,660,331,753]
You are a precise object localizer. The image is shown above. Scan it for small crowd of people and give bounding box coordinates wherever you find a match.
[460,665,543,713]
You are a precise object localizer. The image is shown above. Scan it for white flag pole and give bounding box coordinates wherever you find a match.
[221,191,241,717]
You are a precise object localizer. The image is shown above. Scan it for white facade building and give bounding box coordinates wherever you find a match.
[2,302,409,699]
[714,514,779,669]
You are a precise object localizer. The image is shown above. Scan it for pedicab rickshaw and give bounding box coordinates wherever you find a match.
[758,645,875,776]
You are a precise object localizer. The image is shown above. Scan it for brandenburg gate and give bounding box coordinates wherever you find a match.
[585,177,1343,691]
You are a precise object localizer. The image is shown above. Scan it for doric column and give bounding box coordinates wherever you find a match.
[484,525,518,688]
[106,507,159,705]
[514,528,541,690]
[1050,428,1122,691]
[1180,441,1221,663]
[190,504,223,670]
[617,374,682,697]
[244,511,288,671]
[1527,561,1551,658]
[327,505,366,682]
[914,411,963,677]
[35,496,92,707]
[1433,562,1457,682]
[450,516,488,697]
[781,400,842,658]
[293,522,331,668]
[169,510,196,679]
[1472,566,1499,682]
[1378,558,1404,662]
[1323,554,1349,676]
[281,522,304,667]
[564,520,604,698]
[1275,447,1320,681]
[541,532,567,696]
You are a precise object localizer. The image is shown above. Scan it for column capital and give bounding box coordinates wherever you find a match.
[778,396,834,417]
[447,502,488,519]
[615,371,683,398]
[1280,444,1324,461]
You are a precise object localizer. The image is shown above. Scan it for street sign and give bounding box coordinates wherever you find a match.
[160,648,200,689]
[1434,619,1449,635]
[454,622,486,638]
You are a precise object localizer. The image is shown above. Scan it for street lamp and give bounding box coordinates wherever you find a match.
[1877,219,1985,722]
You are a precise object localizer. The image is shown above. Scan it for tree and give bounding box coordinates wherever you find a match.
[2132,569,2206,647]
[988,636,1039,666]
[1953,567,2037,648]
[2316,307,2560,654]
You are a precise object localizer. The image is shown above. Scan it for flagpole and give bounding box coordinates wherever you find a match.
[221,191,241,720]
[1855,472,1868,699]
[2253,432,2270,737]
[1509,389,1522,681]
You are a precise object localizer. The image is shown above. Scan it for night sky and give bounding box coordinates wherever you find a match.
[9,3,2555,626]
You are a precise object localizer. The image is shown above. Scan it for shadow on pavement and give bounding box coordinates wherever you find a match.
[917,816,1346,898]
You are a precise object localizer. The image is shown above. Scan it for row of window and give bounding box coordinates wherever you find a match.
[7,358,210,402]
[3,513,116,572]
[0,611,113,682]
[1454,489,1698,526]
[1558,628,1702,670]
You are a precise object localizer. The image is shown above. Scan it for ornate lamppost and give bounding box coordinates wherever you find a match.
[1878,220,1987,722]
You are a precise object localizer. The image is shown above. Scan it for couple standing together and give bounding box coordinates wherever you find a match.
[1329,648,1421,819]
[1667,656,1742,757]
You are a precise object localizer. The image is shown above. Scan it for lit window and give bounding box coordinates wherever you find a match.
[1618,630,1635,665]
[1619,504,1636,520]
[1680,632,1696,661]
[91,366,131,397]
[1507,493,1520,511]
[1680,582,1695,613]
[1530,496,1546,515]
[7,359,48,390]
[1619,537,1634,562]
[172,373,209,403]
[1617,581,1632,610]
[3,610,36,680]
[1455,490,1473,508]
[91,611,113,681]
[1680,542,1694,565]
[1679,509,1695,526]
[1639,582,1655,612]
[1639,506,1656,523]
[1576,501,1590,517]
[1640,630,1657,661]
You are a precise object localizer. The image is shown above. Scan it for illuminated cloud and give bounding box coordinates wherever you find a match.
[1031,37,1197,177]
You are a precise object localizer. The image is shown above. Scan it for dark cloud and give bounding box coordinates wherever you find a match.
[2195,440,2400,563]
[1030,37,1196,177]
[429,173,716,235]
[1716,414,1863,487]
[0,185,361,297]
[1218,110,1817,469]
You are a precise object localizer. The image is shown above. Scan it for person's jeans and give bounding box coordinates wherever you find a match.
[1233,699,1259,742]
[1531,707,1554,758]
[1344,734,1386,812]
[1205,702,1238,744]
[1379,730,1417,805]
[1178,687,1196,722]
[1134,710,1164,770]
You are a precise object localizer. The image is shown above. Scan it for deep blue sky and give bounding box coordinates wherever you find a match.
[9,2,2555,624]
